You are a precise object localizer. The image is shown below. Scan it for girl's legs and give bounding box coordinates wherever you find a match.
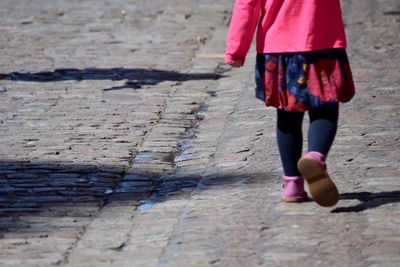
[276,104,339,174]
[277,104,340,204]
[276,109,304,176]
[298,103,340,207]
[308,104,339,156]
[277,109,308,202]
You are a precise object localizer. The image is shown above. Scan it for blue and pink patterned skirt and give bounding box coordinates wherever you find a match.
[255,48,355,112]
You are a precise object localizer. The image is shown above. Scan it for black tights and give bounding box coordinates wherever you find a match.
[277,104,339,176]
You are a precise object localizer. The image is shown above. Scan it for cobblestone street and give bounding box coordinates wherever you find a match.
[1,0,400,266]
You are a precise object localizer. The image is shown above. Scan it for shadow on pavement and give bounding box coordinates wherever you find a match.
[0,159,269,232]
[3,158,399,228]
[0,160,126,213]
[332,191,400,213]
[0,68,223,90]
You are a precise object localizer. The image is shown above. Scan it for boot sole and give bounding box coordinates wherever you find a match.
[297,157,339,207]
[281,195,308,203]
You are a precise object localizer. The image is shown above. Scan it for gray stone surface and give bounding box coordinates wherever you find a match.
[1,0,399,266]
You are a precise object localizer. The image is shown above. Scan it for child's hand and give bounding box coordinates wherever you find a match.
[227,60,244,68]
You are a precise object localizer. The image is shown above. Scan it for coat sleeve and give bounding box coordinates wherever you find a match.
[225,0,261,64]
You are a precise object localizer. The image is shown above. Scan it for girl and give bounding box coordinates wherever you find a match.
[225,0,355,207]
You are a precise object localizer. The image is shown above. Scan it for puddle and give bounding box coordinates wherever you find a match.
[137,192,159,212]
[137,200,155,211]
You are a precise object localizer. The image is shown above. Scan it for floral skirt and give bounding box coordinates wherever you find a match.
[255,48,355,112]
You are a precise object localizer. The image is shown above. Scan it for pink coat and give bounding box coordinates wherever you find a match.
[225,0,347,63]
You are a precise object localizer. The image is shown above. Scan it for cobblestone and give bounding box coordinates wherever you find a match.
[1,0,400,266]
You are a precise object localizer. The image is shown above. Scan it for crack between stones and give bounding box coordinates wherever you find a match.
[155,72,249,267]
[63,9,225,263]
[61,86,172,266]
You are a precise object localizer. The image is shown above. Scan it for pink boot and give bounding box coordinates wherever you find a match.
[297,151,339,207]
[281,176,308,203]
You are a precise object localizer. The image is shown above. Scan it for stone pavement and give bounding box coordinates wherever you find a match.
[0,0,399,266]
